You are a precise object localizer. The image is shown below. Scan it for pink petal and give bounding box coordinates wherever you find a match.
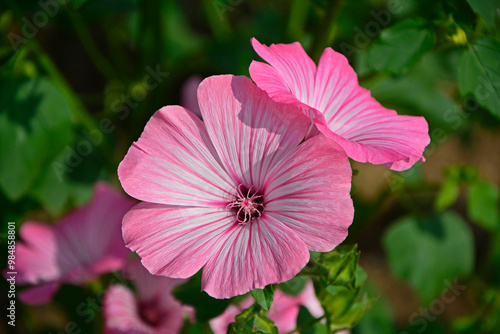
[269,280,323,334]
[124,260,186,304]
[181,75,203,118]
[118,106,234,207]
[209,296,255,334]
[250,38,316,104]
[299,280,324,319]
[18,282,60,306]
[250,39,430,171]
[56,182,134,281]
[201,215,310,299]
[16,222,60,285]
[123,202,235,279]
[197,75,311,189]
[313,48,429,170]
[264,135,353,252]
[103,285,150,334]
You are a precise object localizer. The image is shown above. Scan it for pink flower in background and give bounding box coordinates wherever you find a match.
[14,182,135,305]
[250,38,430,171]
[181,74,203,118]
[210,280,323,334]
[104,260,193,334]
[118,75,354,298]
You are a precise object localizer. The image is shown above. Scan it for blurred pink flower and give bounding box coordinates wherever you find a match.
[14,182,135,305]
[250,38,430,171]
[118,75,354,299]
[210,280,323,334]
[104,260,193,334]
[181,74,203,118]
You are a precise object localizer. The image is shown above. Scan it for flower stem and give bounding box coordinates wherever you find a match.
[310,0,347,60]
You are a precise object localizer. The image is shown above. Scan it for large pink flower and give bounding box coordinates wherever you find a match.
[209,280,323,334]
[118,75,354,298]
[14,182,135,305]
[249,38,430,171]
[104,260,193,334]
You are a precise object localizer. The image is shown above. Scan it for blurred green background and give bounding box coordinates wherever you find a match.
[1,0,500,333]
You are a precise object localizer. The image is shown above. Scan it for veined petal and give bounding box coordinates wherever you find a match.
[250,38,316,103]
[198,75,310,189]
[314,48,430,170]
[264,136,353,252]
[118,106,234,207]
[122,203,235,279]
[201,215,310,299]
[250,40,430,170]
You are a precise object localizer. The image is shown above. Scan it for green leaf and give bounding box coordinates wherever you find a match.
[251,285,275,311]
[466,0,500,26]
[468,180,500,231]
[367,18,435,74]
[435,177,460,211]
[0,76,74,201]
[318,284,375,332]
[228,305,278,334]
[279,276,308,296]
[317,244,360,288]
[383,211,474,304]
[353,297,396,334]
[296,306,327,334]
[458,37,500,119]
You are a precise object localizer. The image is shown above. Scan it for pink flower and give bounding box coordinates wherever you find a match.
[249,38,430,171]
[118,75,354,299]
[209,280,323,334]
[14,182,135,305]
[104,260,193,334]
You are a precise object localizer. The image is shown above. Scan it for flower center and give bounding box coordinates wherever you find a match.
[227,185,264,224]
[138,301,163,327]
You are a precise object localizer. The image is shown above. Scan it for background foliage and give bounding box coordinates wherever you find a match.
[1,0,500,333]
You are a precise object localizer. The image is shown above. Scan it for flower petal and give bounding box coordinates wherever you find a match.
[250,40,430,170]
[122,202,234,279]
[250,38,316,103]
[18,282,60,306]
[198,75,310,189]
[201,215,310,299]
[313,48,430,170]
[16,222,60,285]
[264,135,353,252]
[118,106,234,207]
[104,285,149,334]
[57,182,134,281]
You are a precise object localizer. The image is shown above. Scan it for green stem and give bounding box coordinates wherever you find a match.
[203,0,233,40]
[310,0,347,60]
[286,0,309,41]
[64,7,119,80]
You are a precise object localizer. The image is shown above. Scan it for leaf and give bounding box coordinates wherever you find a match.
[458,37,500,119]
[317,244,360,289]
[435,177,460,211]
[296,306,327,334]
[353,298,396,334]
[0,76,74,201]
[466,0,500,26]
[228,305,278,334]
[318,284,375,332]
[367,18,435,74]
[251,285,275,311]
[468,180,500,231]
[279,276,308,296]
[383,211,474,304]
